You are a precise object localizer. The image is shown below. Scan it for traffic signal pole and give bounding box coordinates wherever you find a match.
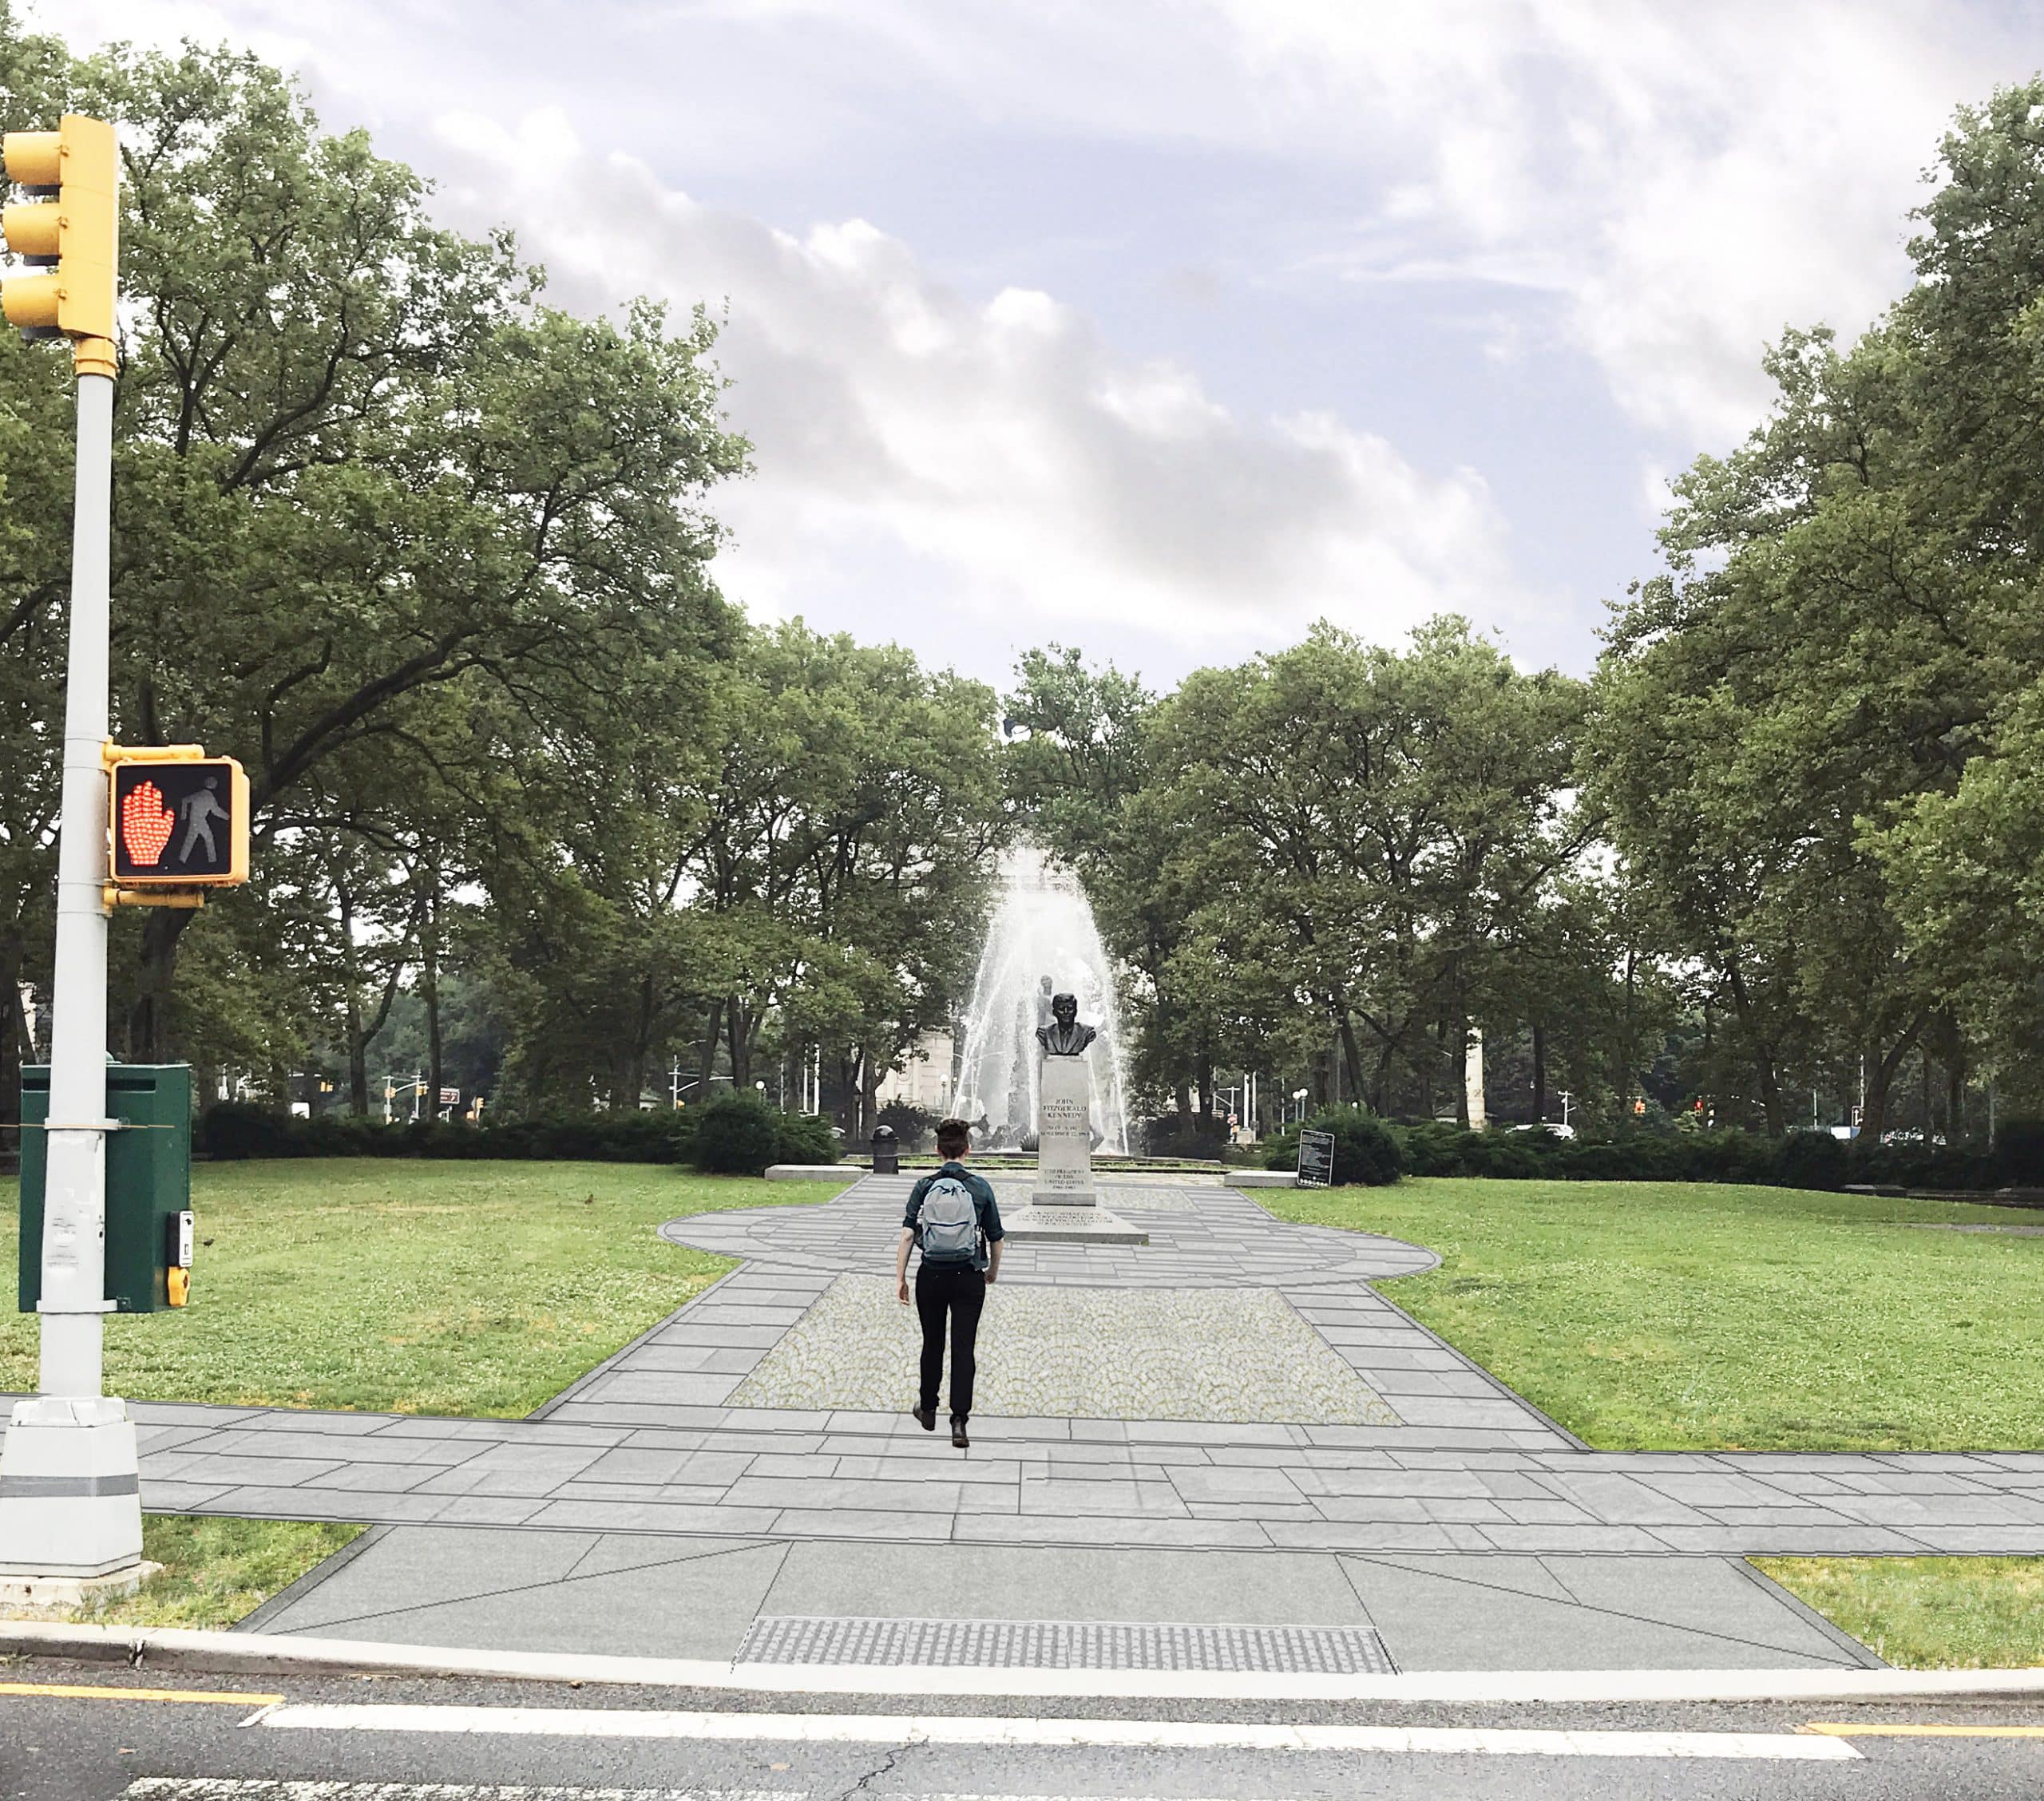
[41,360,114,1402]
[0,355,142,1590]
[0,116,144,1590]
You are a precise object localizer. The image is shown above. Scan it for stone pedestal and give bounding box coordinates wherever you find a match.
[1033,1054,1096,1205]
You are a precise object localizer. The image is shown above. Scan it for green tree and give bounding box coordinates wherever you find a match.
[1594,81,2044,1137]
[1151,618,1590,1122]
[0,22,747,1086]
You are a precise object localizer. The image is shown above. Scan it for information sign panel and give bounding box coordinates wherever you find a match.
[1297,1127,1335,1188]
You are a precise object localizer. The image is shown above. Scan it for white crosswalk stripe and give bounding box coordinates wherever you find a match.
[248,1704,1861,1759]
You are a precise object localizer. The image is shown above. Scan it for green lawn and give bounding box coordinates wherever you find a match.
[1264,1178,2044,1451]
[0,1161,842,1416]
[1756,1558,2044,1668]
[0,1515,366,1629]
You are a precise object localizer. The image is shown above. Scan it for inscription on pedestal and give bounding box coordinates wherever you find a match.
[1034,1051,1096,1205]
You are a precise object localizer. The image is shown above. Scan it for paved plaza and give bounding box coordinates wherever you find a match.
[9,1171,2044,1671]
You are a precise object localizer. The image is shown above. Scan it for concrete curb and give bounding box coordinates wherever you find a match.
[5,1621,2042,1704]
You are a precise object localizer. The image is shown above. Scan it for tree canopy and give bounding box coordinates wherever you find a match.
[6,8,2042,1151]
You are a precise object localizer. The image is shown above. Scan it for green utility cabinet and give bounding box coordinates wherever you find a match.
[18,1064,192,1313]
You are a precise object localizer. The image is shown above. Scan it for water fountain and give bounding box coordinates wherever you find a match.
[953,845,1131,1156]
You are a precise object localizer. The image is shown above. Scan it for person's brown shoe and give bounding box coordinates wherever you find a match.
[912,1405,936,1431]
[951,1418,970,1449]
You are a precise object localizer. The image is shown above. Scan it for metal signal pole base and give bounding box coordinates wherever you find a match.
[0,1395,143,1581]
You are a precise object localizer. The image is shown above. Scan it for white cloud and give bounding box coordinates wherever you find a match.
[428,109,1529,657]
[572,0,2015,443]
[47,0,2032,677]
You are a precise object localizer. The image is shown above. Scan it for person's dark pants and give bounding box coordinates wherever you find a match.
[915,1260,986,1422]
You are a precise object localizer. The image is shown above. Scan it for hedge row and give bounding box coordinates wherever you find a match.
[198,1092,839,1176]
[1261,1111,2044,1190]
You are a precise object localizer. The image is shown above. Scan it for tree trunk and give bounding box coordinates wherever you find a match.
[1453,1015,1471,1129]
[1335,1009,1365,1109]
[728,997,752,1090]
[422,889,442,1122]
[1858,1031,1919,1144]
[622,972,656,1108]
[1196,1048,1214,1122]
[862,1052,884,1140]
[1718,966,1783,1135]
[1947,1055,1965,1141]
[127,905,196,1062]
[351,924,412,1118]
[1622,946,1638,1114]
[347,985,368,1116]
[1531,1021,1547,1124]
[0,942,20,1154]
[335,884,370,1115]
[695,997,724,1105]
[1367,1043,1394,1114]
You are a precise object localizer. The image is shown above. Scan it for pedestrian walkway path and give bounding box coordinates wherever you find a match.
[115,1396,2044,1558]
[10,1170,2044,1672]
[91,1175,2044,1558]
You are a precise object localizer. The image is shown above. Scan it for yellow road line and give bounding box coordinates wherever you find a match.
[0,1680,283,1705]
[1804,1723,2044,1739]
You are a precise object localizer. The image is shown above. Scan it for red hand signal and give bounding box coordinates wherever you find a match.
[120,780,175,867]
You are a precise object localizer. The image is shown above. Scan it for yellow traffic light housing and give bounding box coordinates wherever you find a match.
[1,115,117,375]
[103,743,251,908]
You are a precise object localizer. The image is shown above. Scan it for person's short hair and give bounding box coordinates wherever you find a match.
[935,1118,971,1158]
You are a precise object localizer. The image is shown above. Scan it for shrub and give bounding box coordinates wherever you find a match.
[197,1102,695,1163]
[690,1090,835,1176]
[1143,1113,1230,1161]
[775,1110,840,1166]
[1297,1106,1404,1187]
[1993,1118,2044,1186]
[199,1102,307,1160]
[874,1101,933,1152]
[1773,1130,1849,1192]
[1260,1121,1303,1170]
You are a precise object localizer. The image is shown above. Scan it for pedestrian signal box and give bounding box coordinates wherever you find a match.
[18,1064,192,1314]
[108,750,248,888]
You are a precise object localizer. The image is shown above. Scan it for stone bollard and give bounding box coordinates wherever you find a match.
[870,1123,899,1175]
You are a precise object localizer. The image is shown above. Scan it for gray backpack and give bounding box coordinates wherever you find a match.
[918,1176,980,1264]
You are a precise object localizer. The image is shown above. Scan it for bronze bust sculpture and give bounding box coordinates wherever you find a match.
[1036,991,1097,1059]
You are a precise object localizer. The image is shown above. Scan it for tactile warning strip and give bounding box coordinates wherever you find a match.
[735,1614,1395,1673]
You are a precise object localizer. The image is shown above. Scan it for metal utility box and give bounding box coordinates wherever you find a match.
[18,1063,192,1313]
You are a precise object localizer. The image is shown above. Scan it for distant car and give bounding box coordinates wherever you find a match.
[1510,1122,1575,1139]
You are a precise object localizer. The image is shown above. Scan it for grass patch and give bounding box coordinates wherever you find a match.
[1755,1558,2044,1668]
[1,1160,841,1416]
[0,1514,365,1629]
[1263,1178,2044,1451]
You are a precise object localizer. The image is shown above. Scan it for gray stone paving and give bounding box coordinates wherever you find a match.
[99,1396,2044,1556]
[236,1527,1880,1672]
[8,1168,2040,1670]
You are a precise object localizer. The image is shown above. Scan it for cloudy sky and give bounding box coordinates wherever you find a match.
[50,0,2042,689]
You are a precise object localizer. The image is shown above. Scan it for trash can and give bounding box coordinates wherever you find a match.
[18,1064,192,1313]
[870,1123,899,1175]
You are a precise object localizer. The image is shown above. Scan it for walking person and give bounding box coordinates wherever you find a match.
[896,1117,1003,1448]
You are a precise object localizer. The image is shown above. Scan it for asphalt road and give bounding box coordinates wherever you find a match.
[4,1659,2041,1801]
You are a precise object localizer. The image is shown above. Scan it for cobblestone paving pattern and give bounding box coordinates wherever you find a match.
[725,1276,1400,1425]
